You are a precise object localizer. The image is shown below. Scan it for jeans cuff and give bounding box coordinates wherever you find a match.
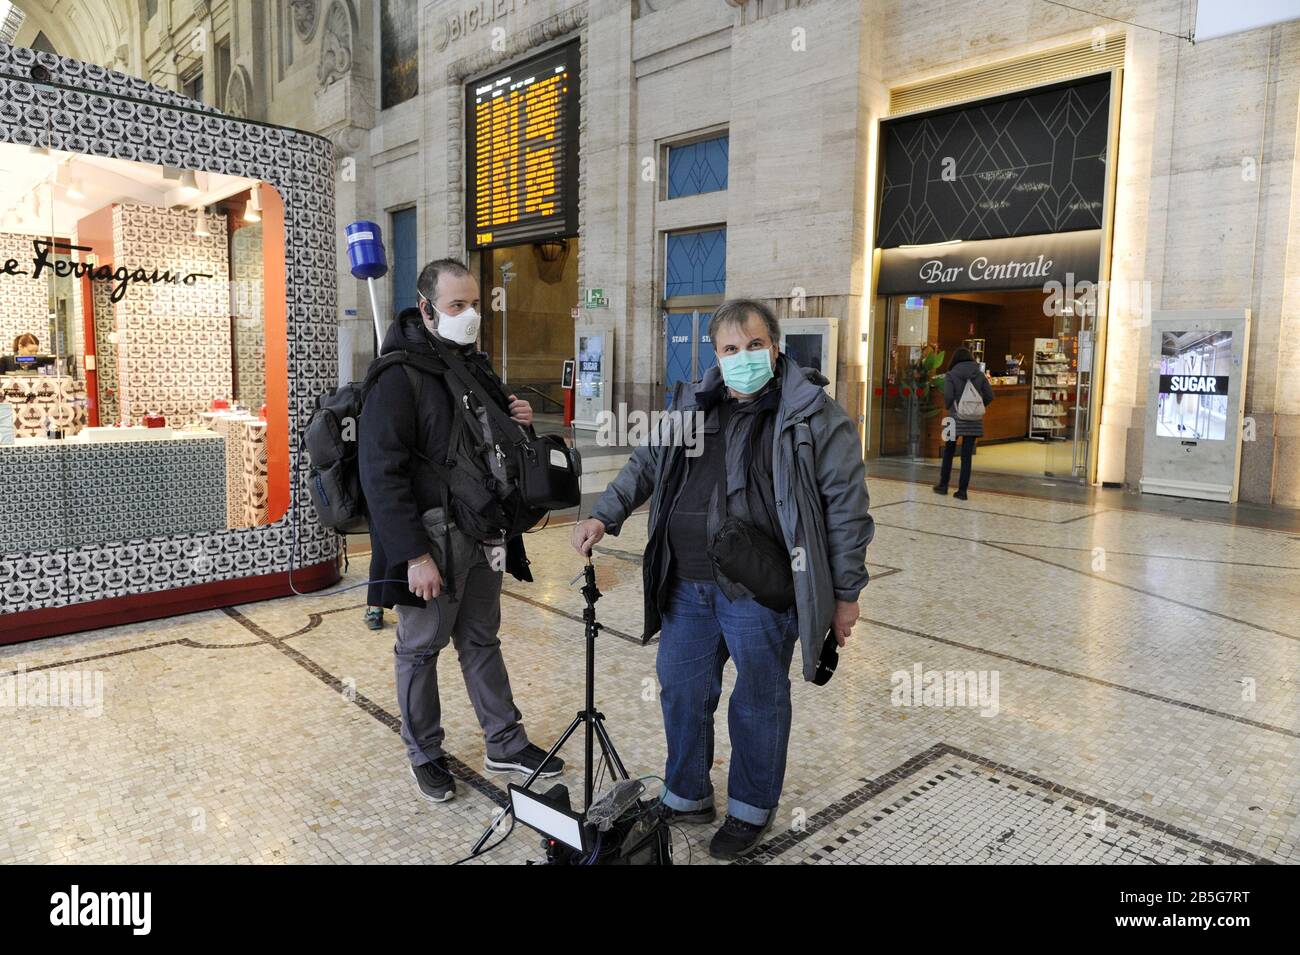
[663,786,715,813]
[727,796,773,826]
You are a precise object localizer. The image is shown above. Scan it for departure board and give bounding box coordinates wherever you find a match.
[466,42,579,250]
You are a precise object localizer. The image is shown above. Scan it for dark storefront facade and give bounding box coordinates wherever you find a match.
[871,73,1119,482]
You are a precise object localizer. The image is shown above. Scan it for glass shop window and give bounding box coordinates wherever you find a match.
[0,141,290,559]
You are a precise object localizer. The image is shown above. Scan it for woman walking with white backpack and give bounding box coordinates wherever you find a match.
[933,347,994,500]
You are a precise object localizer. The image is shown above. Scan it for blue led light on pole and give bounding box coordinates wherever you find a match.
[344,219,388,345]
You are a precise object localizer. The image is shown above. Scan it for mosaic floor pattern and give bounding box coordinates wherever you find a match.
[1,473,1296,864]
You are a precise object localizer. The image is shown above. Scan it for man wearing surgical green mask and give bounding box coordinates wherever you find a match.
[573,299,874,859]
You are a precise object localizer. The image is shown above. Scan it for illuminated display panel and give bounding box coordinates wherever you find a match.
[466,42,579,250]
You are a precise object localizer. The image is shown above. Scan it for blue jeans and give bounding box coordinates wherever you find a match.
[657,577,799,825]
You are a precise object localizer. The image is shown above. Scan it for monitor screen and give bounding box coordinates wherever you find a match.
[786,333,822,374]
[1156,330,1231,441]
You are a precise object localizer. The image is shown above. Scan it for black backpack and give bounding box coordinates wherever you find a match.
[302,352,430,535]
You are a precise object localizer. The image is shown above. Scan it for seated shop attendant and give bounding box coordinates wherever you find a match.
[1,334,41,373]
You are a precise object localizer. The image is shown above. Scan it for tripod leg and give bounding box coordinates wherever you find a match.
[469,713,585,857]
[591,716,630,782]
[517,715,583,793]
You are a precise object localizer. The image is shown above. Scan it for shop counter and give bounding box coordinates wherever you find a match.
[0,432,226,553]
[983,383,1031,442]
[922,381,1032,454]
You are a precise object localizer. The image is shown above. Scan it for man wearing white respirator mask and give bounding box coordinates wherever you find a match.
[360,258,563,806]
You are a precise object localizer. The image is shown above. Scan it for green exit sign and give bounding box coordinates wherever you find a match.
[583,287,608,308]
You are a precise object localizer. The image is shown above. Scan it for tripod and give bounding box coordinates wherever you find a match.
[469,557,629,856]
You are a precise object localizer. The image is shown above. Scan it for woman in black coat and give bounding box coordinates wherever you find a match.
[934,348,994,500]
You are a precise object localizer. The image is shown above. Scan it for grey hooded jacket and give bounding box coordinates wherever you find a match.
[590,353,874,682]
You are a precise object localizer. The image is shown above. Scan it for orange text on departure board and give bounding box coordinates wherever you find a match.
[474,68,567,236]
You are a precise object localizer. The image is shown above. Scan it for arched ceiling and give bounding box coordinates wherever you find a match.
[7,0,141,74]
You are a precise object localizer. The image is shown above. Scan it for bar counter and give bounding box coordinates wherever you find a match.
[983,383,1031,442]
[922,380,1031,455]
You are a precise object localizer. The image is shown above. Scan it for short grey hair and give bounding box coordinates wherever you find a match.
[707,298,780,347]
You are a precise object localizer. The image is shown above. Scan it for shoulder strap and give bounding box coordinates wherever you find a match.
[362,349,448,395]
[426,336,529,443]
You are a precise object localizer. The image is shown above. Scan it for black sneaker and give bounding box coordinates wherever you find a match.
[484,742,564,778]
[656,802,717,825]
[709,813,773,860]
[410,759,455,803]
[364,607,384,631]
[953,490,968,501]
[932,484,948,495]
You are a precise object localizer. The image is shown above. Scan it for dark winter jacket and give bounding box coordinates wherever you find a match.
[943,359,995,438]
[359,308,532,609]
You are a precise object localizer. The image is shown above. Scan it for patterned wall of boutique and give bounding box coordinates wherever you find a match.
[112,202,232,424]
[89,278,119,423]
[231,222,267,410]
[0,42,339,615]
[0,374,86,437]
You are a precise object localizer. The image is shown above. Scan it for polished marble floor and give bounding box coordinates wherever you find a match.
[1,473,1296,864]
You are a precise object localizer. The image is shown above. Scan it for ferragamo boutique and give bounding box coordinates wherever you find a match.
[0,44,340,642]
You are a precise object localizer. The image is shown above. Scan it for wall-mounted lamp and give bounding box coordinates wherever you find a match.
[193,206,211,237]
[536,238,567,262]
[178,169,200,200]
[243,184,262,223]
[533,237,569,284]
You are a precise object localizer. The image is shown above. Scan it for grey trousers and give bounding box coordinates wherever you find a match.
[394,551,529,767]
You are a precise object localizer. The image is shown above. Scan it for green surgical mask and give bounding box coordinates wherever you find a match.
[719,347,774,395]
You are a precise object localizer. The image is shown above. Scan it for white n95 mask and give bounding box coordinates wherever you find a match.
[431,303,480,346]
